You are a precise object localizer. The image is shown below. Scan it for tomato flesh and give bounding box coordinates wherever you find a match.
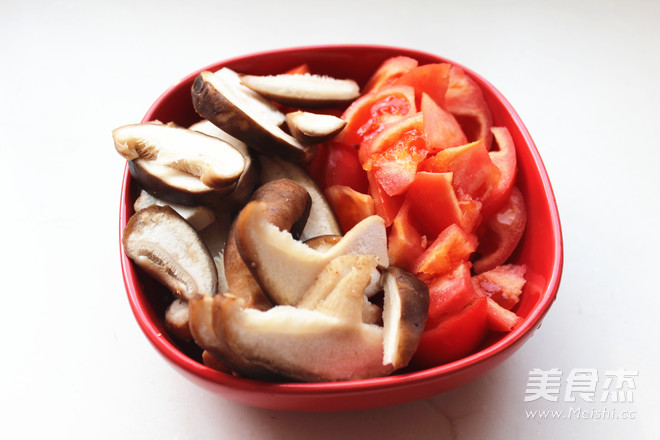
[324,185,375,233]
[393,63,451,109]
[421,139,500,202]
[405,172,464,238]
[425,262,480,322]
[481,127,517,219]
[412,224,477,277]
[421,93,467,152]
[473,186,526,273]
[337,85,416,146]
[362,56,419,94]
[472,264,527,310]
[388,201,427,272]
[413,295,488,367]
[322,141,368,194]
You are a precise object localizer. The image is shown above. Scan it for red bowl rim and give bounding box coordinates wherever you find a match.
[119,44,563,398]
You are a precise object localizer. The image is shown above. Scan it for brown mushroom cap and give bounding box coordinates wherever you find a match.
[223,179,312,311]
[191,69,310,162]
[114,122,246,190]
[258,154,341,241]
[382,266,430,370]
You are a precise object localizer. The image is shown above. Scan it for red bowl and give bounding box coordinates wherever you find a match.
[119,44,563,411]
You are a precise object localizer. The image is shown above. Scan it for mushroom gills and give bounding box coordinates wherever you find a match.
[114,122,246,189]
[191,68,309,162]
[122,205,217,299]
[189,119,258,206]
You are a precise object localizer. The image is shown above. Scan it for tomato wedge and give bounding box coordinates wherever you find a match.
[473,186,527,274]
[393,63,451,109]
[485,297,522,332]
[472,264,527,310]
[336,85,416,146]
[413,295,488,367]
[366,169,404,227]
[362,56,419,94]
[324,185,375,233]
[388,200,427,271]
[421,93,467,153]
[404,172,464,238]
[426,262,480,321]
[363,113,427,196]
[444,66,494,150]
[481,127,517,219]
[284,63,311,75]
[412,224,477,277]
[421,139,500,201]
[322,141,368,193]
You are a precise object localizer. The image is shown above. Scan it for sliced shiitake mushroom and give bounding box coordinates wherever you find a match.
[239,73,360,108]
[223,179,311,311]
[134,190,215,231]
[285,111,347,144]
[164,298,192,342]
[114,122,246,189]
[122,205,217,300]
[198,214,233,294]
[214,293,392,382]
[298,254,382,325]
[188,294,277,380]
[191,68,309,162]
[235,200,388,306]
[258,154,340,241]
[188,119,258,206]
[382,266,429,370]
[128,159,236,206]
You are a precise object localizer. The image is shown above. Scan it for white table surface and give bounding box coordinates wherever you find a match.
[2,0,658,438]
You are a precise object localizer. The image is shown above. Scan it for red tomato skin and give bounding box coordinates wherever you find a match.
[412,224,477,277]
[425,261,480,321]
[485,297,522,332]
[404,172,464,238]
[362,56,419,94]
[303,142,328,187]
[393,63,451,109]
[323,142,368,194]
[366,169,404,227]
[473,186,527,274]
[444,65,494,150]
[472,264,527,310]
[336,85,416,146]
[413,295,489,368]
[421,93,467,152]
[421,139,500,202]
[480,127,517,220]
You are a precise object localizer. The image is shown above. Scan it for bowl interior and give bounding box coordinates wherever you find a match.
[119,45,563,411]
